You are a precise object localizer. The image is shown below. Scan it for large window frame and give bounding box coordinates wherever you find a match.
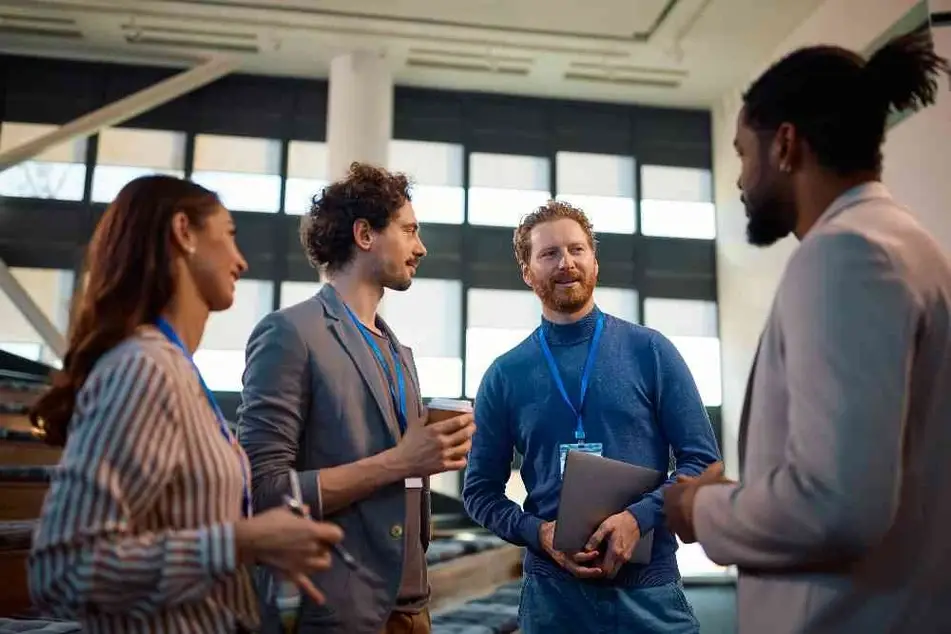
[0,52,721,453]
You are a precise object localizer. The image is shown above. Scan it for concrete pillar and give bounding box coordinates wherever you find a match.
[326,51,393,180]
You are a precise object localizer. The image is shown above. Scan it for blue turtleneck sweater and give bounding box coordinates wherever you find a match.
[462,306,721,586]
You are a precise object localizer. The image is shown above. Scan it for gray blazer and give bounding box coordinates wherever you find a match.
[237,284,430,634]
[693,183,951,633]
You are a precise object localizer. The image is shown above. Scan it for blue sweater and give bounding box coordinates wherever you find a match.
[462,306,721,586]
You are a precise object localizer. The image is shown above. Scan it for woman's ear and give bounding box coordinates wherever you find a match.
[169,211,196,255]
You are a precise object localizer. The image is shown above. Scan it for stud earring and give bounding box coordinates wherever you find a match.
[185,245,196,255]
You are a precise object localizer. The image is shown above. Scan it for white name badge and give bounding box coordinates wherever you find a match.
[405,477,424,489]
[559,442,604,477]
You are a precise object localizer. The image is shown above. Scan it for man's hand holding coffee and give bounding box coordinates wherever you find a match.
[316,401,475,514]
[395,411,475,476]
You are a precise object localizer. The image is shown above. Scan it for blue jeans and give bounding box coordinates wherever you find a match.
[518,573,700,634]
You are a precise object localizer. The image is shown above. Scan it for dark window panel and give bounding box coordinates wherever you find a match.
[102,66,193,131]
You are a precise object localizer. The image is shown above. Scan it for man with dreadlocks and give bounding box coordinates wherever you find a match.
[664,30,951,634]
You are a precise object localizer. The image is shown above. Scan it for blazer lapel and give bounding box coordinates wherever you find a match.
[318,286,399,444]
[737,334,763,475]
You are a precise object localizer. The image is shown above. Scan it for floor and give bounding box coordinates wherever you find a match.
[685,584,737,634]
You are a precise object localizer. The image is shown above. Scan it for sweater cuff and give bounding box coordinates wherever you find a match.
[627,499,658,535]
[518,514,545,553]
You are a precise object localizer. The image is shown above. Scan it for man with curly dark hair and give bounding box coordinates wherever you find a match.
[238,162,476,634]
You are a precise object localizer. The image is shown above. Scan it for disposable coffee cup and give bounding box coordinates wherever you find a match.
[426,398,473,424]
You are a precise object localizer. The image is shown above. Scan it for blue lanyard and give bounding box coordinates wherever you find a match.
[344,306,408,434]
[155,318,252,518]
[536,312,605,443]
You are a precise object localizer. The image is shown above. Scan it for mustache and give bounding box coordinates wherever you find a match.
[551,272,582,283]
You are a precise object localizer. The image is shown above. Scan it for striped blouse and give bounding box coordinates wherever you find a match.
[29,328,258,634]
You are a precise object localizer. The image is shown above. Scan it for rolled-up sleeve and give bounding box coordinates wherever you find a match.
[237,312,320,515]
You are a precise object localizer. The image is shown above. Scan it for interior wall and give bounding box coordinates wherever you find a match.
[883,14,951,250]
[712,0,927,476]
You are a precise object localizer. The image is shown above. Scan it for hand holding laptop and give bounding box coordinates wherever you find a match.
[552,450,663,568]
[583,510,642,578]
[538,520,605,579]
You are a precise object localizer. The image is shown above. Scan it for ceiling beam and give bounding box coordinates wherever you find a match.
[0,56,238,172]
[0,56,237,364]
[0,259,66,361]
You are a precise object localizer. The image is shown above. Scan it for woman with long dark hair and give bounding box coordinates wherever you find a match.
[28,175,341,633]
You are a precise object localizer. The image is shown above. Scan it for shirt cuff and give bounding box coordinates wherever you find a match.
[199,523,238,578]
[518,514,545,553]
[299,469,322,520]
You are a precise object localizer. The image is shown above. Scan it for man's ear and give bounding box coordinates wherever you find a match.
[773,122,800,172]
[521,264,533,288]
[353,218,374,252]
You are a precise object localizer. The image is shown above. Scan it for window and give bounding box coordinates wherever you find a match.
[0,122,86,200]
[643,298,721,406]
[593,287,639,324]
[380,279,463,399]
[192,134,282,213]
[386,283,463,500]
[0,267,74,367]
[92,128,186,203]
[389,140,464,225]
[640,165,716,239]
[285,141,327,215]
[465,288,542,397]
[279,280,323,309]
[556,152,636,234]
[195,279,274,391]
[468,153,550,227]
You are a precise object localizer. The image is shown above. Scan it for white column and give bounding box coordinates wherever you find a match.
[326,51,393,180]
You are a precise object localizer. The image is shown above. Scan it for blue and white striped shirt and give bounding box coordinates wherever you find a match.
[29,328,258,634]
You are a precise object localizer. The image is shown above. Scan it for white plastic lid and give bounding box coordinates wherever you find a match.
[427,398,473,412]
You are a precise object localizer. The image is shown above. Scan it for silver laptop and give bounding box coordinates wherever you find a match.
[553,450,665,565]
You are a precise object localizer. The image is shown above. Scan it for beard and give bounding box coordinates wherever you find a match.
[743,172,798,247]
[532,267,597,314]
[377,257,417,292]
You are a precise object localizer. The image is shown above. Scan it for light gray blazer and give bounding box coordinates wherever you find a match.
[693,182,951,634]
[237,284,430,634]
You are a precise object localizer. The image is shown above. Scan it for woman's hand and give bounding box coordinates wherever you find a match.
[235,507,343,603]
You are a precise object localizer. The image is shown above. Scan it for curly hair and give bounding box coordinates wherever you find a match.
[513,200,597,269]
[300,162,413,272]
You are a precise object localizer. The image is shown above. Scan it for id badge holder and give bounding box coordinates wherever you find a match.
[559,442,604,477]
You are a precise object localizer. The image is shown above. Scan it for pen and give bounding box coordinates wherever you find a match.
[284,471,372,576]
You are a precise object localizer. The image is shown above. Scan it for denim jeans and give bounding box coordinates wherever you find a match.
[518,573,700,634]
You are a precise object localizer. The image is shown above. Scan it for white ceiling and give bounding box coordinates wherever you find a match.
[0,0,825,108]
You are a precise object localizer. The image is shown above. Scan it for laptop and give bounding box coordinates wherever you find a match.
[553,450,665,565]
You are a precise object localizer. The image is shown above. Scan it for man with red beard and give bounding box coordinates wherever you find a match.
[462,201,720,633]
